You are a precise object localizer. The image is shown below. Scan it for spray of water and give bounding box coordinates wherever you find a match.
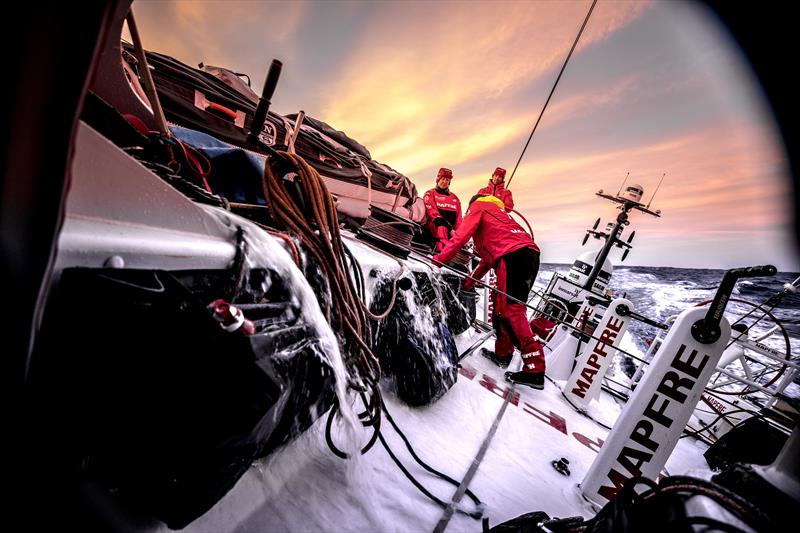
[199,204,361,452]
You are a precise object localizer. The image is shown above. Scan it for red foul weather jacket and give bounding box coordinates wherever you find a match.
[477,180,514,212]
[433,196,538,276]
[423,187,462,231]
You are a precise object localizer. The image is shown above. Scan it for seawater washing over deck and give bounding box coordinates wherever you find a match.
[175,238,712,532]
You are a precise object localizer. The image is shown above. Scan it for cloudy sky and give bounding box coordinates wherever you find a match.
[130,0,797,271]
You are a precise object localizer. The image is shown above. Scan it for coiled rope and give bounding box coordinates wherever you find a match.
[261,151,381,390]
[261,151,426,470]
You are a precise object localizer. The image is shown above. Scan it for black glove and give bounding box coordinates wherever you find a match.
[433,217,453,230]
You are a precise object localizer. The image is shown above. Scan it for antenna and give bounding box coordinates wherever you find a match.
[616,171,630,197]
[646,172,666,209]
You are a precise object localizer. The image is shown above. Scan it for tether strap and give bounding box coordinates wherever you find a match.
[432,383,517,533]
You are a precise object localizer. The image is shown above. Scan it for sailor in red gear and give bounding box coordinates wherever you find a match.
[433,194,545,389]
[423,168,462,252]
[476,167,514,212]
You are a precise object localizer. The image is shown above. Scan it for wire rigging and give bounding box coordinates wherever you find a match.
[506,0,598,188]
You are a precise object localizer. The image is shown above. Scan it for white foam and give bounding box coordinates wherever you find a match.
[198,205,360,450]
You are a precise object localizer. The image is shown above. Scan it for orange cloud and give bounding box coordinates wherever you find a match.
[502,118,790,265]
[128,1,795,269]
[129,1,312,75]
[321,0,651,172]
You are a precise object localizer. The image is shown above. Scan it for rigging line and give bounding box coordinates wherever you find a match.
[543,373,616,430]
[412,248,553,306]
[432,384,516,533]
[409,252,672,364]
[415,250,656,362]
[412,249,670,344]
[458,290,541,361]
[548,365,615,432]
[505,0,598,189]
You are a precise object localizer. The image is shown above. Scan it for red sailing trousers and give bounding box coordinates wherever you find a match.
[492,248,545,373]
[433,226,450,252]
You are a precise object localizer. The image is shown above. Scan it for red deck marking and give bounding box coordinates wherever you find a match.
[458,364,477,380]
[464,368,607,448]
[479,375,520,406]
[573,432,604,453]
[522,402,567,435]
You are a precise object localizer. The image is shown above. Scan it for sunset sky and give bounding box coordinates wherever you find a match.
[130,0,797,271]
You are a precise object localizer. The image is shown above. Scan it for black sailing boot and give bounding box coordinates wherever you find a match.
[480,348,512,369]
[504,370,544,390]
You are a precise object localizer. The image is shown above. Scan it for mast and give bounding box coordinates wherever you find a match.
[583,206,629,291]
[583,188,661,291]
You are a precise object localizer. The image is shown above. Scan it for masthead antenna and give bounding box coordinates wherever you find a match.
[616,171,630,197]
[646,172,666,209]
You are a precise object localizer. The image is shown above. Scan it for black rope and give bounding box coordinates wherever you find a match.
[325,248,484,519]
[376,431,483,520]
[324,400,380,460]
[506,0,598,188]
[381,401,483,508]
[325,396,484,519]
[353,256,483,518]
[321,243,384,453]
[380,400,484,520]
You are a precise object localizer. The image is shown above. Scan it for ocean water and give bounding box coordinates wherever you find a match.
[536,263,800,396]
